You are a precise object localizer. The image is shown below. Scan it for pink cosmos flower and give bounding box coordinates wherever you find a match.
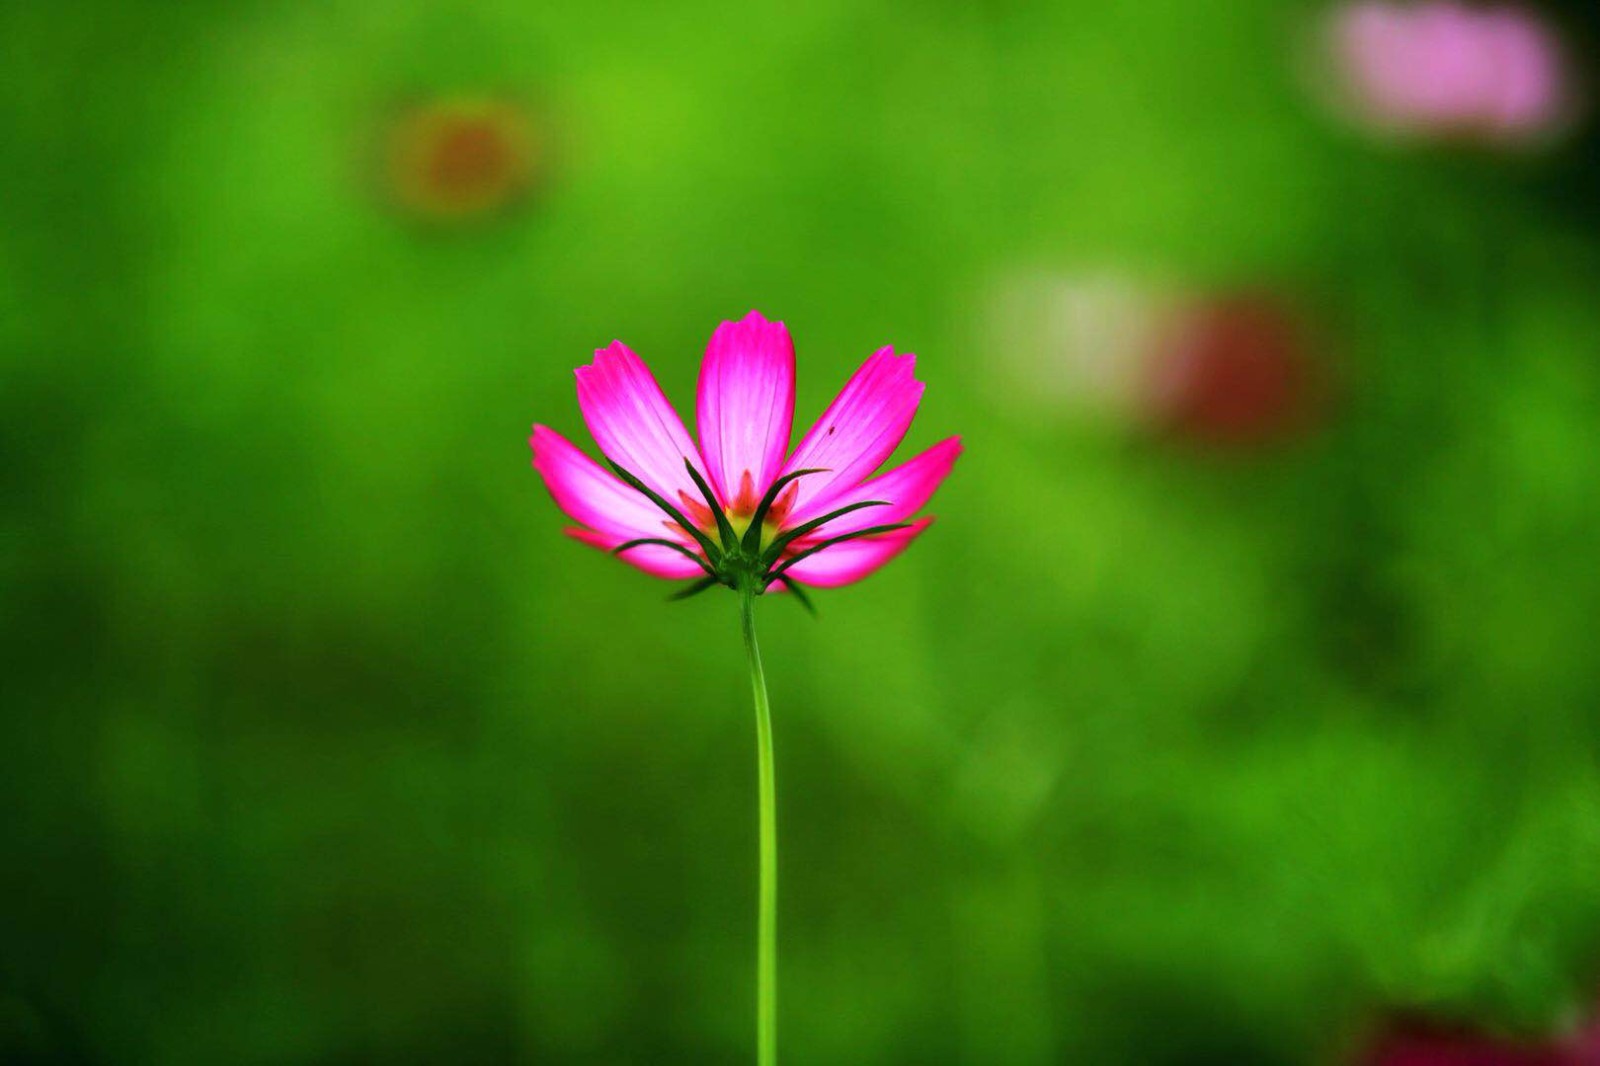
[529,311,960,603]
[1326,1,1573,147]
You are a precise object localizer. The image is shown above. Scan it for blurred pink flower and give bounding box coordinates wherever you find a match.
[530,311,959,595]
[1326,1,1573,146]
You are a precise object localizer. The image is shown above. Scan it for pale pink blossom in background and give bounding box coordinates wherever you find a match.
[1325,0,1574,146]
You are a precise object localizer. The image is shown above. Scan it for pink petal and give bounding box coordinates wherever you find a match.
[529,424,679,541]
[791,436,962,541]
[780,517,933,588]
[575,341,708,509]
[696,310,796,510]
[781,347,924,525]
[1480,9,1563,138]
[565,527,707,580]
[1335,2,1417,120]
[1408,2,1494,125]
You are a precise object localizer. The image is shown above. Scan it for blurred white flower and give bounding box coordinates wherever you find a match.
[988,270,1178,423]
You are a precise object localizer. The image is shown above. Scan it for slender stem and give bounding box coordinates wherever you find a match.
[740,584,777,1066]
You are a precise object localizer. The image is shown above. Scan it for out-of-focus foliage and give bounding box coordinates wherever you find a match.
[4,1,1600,1063]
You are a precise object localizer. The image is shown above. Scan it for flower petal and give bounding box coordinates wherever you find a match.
[781,347,924,526]
[696,310,795,509]
[778,517,933,588]
[530,425,680,540]
[790,436,961,541]
[575,341,706,507]
[1481,10,1563,137]
[565,527,707,580]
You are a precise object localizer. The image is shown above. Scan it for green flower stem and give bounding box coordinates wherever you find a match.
[739,583,777,1066]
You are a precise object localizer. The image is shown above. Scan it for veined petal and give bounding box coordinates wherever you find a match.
[789,436,961,541]
[575,341,706,506]
[781,347,924,525]
[696,310,795,509]
[529,425,677,540]
[565,527,707,580]
[779,517,932,588]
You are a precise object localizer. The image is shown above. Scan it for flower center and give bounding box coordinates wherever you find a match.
[727,510,782,555]
[719,469,800,556]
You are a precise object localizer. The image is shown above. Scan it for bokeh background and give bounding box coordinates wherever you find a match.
[6,1,1600,1063]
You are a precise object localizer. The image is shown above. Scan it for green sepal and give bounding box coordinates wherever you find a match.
[612,536,715,576]
[682,458,740,553]
[605,458,723,562]
[774,576,817,616]
[768,522,914,578]
[669,575,720,601]
[761,500,891,566]
[742,468,826,554]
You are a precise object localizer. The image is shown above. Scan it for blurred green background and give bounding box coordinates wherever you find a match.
[6,1,1600,1063]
